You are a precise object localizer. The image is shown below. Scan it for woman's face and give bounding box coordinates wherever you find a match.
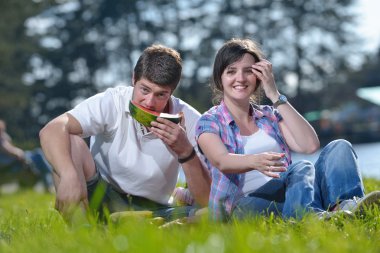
[221,53,259,103]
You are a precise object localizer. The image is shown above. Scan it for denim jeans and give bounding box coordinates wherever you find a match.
[25,148,54,188]
[311,139,365,211]
[0,148,53,189]
[232,139,365,220]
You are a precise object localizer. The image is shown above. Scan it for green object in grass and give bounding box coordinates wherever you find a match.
[110,210,153,223]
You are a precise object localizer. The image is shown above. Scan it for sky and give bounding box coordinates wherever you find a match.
[353,1,380,105]
[355,0,380,53]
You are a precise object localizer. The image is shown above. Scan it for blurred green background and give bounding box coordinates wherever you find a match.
[1,0,380,149]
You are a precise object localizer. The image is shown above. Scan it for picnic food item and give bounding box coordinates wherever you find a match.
[109,210,153,223]
[129,100,182,127]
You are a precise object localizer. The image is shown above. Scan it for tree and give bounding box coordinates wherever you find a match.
[0,0,53,146]
[174,0,361,113]
[24,0,185,124]
[24,0,363,132]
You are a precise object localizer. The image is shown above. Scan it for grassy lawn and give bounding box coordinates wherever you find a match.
[0,178,379,253]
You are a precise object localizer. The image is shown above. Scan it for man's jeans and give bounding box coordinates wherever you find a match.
[233,139,365,219]
[87,171,195,221]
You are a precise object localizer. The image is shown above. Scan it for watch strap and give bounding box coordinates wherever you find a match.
[273,94,287,108]
[178,148,196,164]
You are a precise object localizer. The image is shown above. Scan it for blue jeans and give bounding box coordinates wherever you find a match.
[0,148,53,189]
[311,139,365,211]
[233,139,365,220]
[25,148,54,188]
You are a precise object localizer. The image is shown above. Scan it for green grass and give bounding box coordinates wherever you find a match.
[1,178,380,253]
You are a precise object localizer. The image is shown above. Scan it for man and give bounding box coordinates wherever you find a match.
[39,44,211,220]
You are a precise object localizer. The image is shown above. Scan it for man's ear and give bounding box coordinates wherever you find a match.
[132,73,135,86]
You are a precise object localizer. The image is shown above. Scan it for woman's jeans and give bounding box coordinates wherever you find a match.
[233,139,365,219]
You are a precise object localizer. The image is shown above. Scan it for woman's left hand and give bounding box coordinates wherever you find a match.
[251,59,279,103]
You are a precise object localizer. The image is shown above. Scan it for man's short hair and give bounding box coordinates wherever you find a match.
[133,44,182,91]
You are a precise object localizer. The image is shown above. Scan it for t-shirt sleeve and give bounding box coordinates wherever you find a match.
[68,89,119,138]
[195,113,220,141]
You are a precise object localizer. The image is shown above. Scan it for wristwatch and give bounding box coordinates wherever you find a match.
[273,94,288,108]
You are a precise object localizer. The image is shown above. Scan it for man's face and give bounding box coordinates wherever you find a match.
[132,78,173,113]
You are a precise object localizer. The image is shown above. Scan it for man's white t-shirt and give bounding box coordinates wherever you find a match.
[68,85,201,205]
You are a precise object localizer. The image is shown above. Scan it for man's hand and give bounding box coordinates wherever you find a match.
[152,115,211,207]
[150,116,193,157]
[55,171,88,220]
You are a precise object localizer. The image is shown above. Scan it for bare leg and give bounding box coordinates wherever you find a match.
[52,135,96,193]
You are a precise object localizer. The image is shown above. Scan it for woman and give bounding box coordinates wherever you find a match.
[196,38,379,221]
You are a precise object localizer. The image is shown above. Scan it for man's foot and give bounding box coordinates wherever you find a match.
[338,191,380,215]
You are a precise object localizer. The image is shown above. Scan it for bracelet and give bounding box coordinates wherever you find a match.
[178,148,196,164]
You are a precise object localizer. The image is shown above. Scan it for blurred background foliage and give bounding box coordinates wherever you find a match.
[1,0,379,148]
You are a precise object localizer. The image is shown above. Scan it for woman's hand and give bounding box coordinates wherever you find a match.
[249,152,287,178]
[251,59,279,103]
